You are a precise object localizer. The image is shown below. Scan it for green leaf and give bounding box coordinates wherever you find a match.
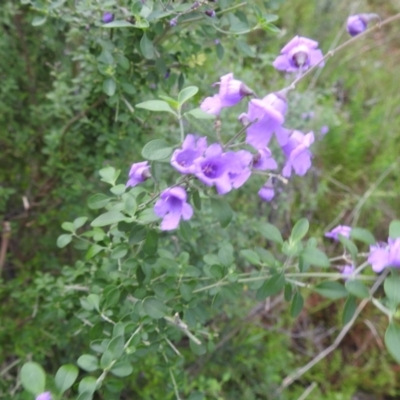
[257,222,283,245]
[350,228,376,245]
[240,249,260,265]
[136,100,177,116]
[384,275,400,305]
[76,392,94,400]
[385,322,400,363]
[218,243,234,267]
[20,362,46,395]
[102,20,135,28]
[55,364,79,395]
[140,33,156,59]
[111,244,129,260]
[189,339,206,356]
[210,198,233,228]
[315,281,348,299]
[103,78,116,96]
[338,236,358,261]
[290,218,309,243]
[57,234,72,248]
[78,377,97,395]
[144,230,158,255]
[142,297,169,319]
[61,222,74,232]
[178,86,199,107]
[86,294,100,312]
[99,166,119,184]
[256,273,285,300]
[184,108,215,119]
[110,184,126,196]
[73,217,88,230]
[141,139,173,161]
[88,193,111,210]
[345,279,369,299]
[342,295,357,324]
[110,361,133,377]
[77,355,99,372]
[389,220,400,239]
[91,211,126,227]
[290,292,304,318]
[107,335,125,359]
[32,16,47,26]
[301,248,330,268]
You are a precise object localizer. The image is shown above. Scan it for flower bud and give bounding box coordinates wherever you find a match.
[205,10,216,18]
[102,12,114,23]
[346,13,379,36]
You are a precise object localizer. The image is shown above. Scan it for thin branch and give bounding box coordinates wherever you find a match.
[276,269,388,395]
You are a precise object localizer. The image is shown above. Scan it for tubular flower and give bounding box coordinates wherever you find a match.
[281,130,314,177]
[194,144,251,195]
[346,14,378,36]
[171,134,207,174]
[154,187,193,230]
[126,161,151,188]
[368,238,400,273]
[252,148,277,171]
[325,225,352,241]
[258,178,275,202]
[239,93,287,149]
[273,36,324,73]
[200,73,253,115]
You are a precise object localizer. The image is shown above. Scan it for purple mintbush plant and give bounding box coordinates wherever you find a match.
[36,393,52,400]
[154,187,193,230]
[273,36,324,72]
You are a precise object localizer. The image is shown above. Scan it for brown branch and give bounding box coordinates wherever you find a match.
[0,221,11,276]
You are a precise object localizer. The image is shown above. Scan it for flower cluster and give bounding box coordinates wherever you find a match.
[128,35,329,230]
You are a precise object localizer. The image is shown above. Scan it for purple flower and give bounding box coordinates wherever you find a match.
[368,238,400,273]
[171,134,207,174]
[126,161,151,188]
[102,12,114,23]
[346,14,379,36]
[273,36,324,73]
[227,150,253,189]
[325,225,352,241]
[258,178,275,202]
[36,393,52,400]
[252,148,277,171]
[239,93,287,149]
[194,144,251,194]
[205,9,216,17]
[320,125,329,135]
[170,18,178,27]
[341,264,355,278]
[154,187,193,230]
[281,130,314,177]
[200,73,253,115]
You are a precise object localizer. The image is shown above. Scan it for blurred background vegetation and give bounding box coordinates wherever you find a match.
[1,0,400,398]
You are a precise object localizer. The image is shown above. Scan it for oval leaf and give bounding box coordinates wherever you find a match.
[345,279,369,299]
[20,362,46,395]
[141,139,173,161]
[110,361,133,377]
[178,86,198,106]
[257,222,283,245]
[384,275,400,305]
[142,297,169,319]
[315,281,348,299]
[385,322,400,364]
[256,273,285,300]
[136,100,177,116]
[342,295,357,324]
[103,78,116,97]
[290,218,309,243]
[57,234,72,248]
[77,355,99,372]
[140,33,156,59]
[91,211,126,227]
[55,364,79,395]
[301,248,330,268]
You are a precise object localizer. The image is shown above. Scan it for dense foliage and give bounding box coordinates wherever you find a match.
[1,0,400,399]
